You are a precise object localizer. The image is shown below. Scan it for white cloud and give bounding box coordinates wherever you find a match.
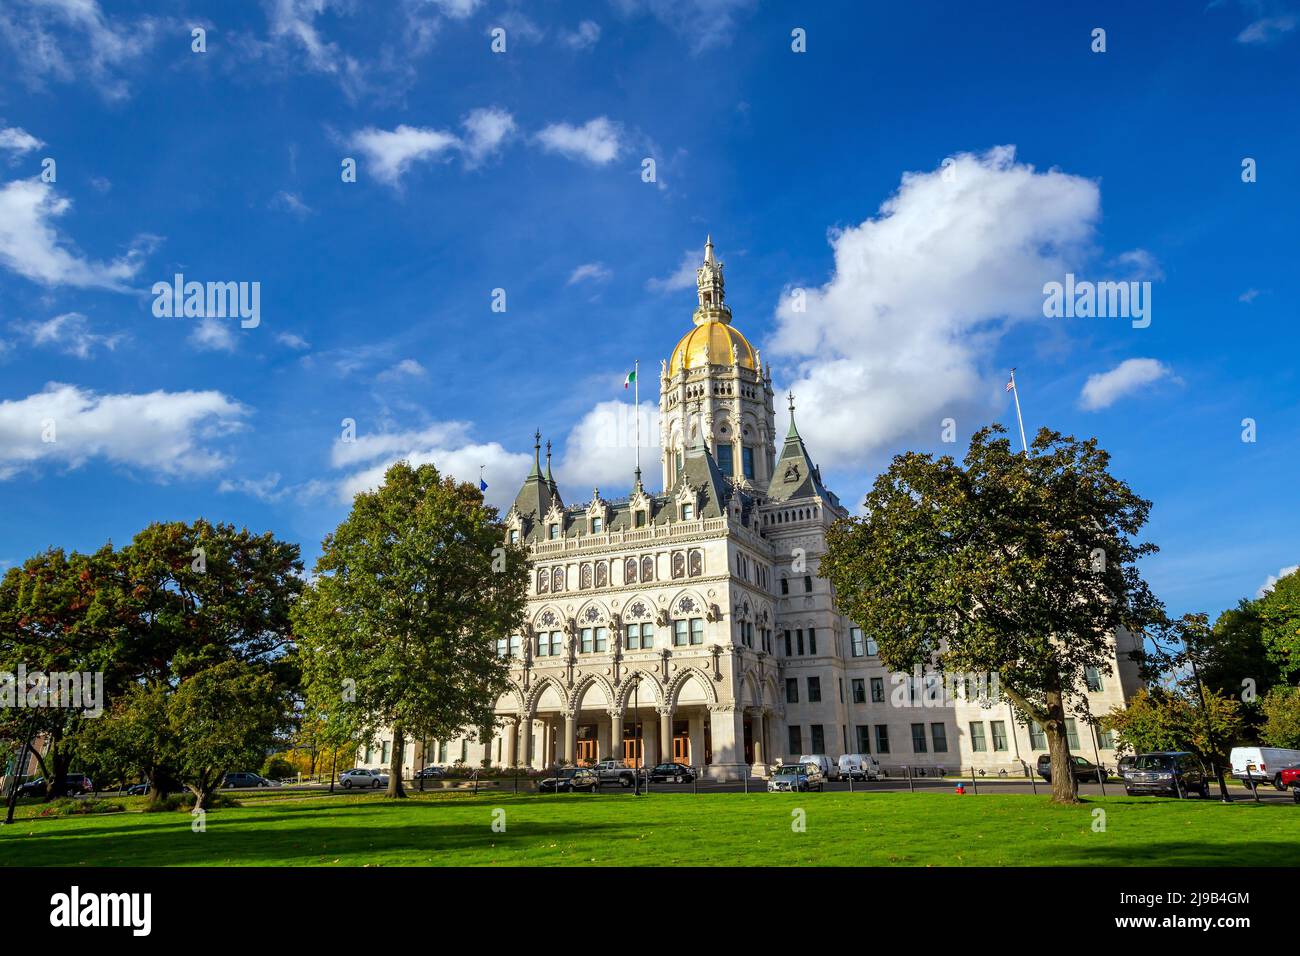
[1111,248,1164,281]
[349,124,461,186]
[0,382,247,480]
[568,262,611,285]
[560,20,601,50]
[535,117,623,165]
[349,109,514,185]
[1237,15,1296,44]
[556,399,661,494]
[18,312,124,358]
[768,145,1101,469]
[270,190,313,217]
[0,179,148,290]
[611,0,754,53]
[190,316,238,353]
[217,471,329,504]
[493,11,545,44]
[0,126,43,156]
[329,420,531,512]
[0,0,162,101]
[1257,564,1299,598]
[426,0,483,18]
[461,107,516,164]
[646,249,699,293]
[1238,288,1261,303]
[276,331,311,350]
[1079,358,1174,410]
[267,0,367,97]
[377,358,427,381]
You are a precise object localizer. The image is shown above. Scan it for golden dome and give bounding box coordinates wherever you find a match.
[669,320,757,375]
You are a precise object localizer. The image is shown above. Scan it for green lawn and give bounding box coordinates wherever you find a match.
[2,791,1296,866]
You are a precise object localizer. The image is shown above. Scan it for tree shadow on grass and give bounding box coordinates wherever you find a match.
[8,819,624,867]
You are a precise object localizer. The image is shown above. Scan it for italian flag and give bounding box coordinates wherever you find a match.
[623,369,637,389]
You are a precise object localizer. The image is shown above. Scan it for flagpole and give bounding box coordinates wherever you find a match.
[1009,368,1028,454]
[633,359,640,479]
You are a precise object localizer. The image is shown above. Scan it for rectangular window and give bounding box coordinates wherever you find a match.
[991,720,1008,752]
[781,578,789,595]
[717,442,735,478]
[742,445,755,479]
[1065,718,1081,751]
[509,635,521,657]
[969,722,987,752]
[673,620,688,647]
[1084,666,1103,692]
[785,678,799,704]
[850,627,865,657]
[810,725,825,753]
[875,725,890,754]
[551,632,563,656]
[931,723,948,753]
[838,678,843,703]
[381,741,391,763]
[549,524,559,540]
[438,741,448,763]
[591,516,603,533]
[635,510,647,528]
[638,622,653,650]
[681,503,693,521]
[856,725,871,754]
[866,636,879,656]
[1029,721,1047,750]
[496,637,508,657]
[580,628,594,653]
[595,627,608,652]
[783,630,792,656]
[690,618,704,645]
[911,723,927,753]
[536,634,548,657]
[509,529,519,544]
[807,677,821,703]
[796,630,805,655]
[808,629,817,655]
[804,575,813,593]
[852,679,866,704]
[870,677,885,703]
[1097,728,1115,749]
[787,726,801,755]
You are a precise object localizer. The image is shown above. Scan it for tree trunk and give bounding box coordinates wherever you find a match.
[190,784,207,812]
[387,724,407,798]
[1044,690,1079,804]
[45,746,71,802]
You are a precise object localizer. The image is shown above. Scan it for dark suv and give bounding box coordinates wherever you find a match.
[1123,752,1209,798]
[1036,754,1105,784]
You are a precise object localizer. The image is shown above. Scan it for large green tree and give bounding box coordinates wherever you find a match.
[293,461,529,798]
[1103,687,1243,782]
[1260,686,1300,749]
[821,425,1161,803]
[1257,568,1300,678]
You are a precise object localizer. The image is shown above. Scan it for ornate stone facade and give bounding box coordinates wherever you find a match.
[361,239,1143,780]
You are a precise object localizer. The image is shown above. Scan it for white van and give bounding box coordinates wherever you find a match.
[1229,746,1300,790]
[798,754,840,781]
[837,753,881,781]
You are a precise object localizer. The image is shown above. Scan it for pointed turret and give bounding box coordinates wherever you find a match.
[768,391,832,503]
[511,430,557,534]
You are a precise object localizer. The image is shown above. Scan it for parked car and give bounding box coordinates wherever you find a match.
[415,766,445,779]
[798,754,840,781]
[1230,746,1300,791]
[1123,752,1210,798]
[837,753,882,781]
[222,772,273,789]
[339,768,388,789]
[1036,754,1105,784]
[1117,755,1136,776]
[1278,766,1300,801]
[125,781,150,796]
[591,758,645,788]
[648,762,696,783]
[768,762,825,792]
[537,767,600,793]
[17,773,92,797]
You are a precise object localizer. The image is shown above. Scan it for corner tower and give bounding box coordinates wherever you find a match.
[659,237,776,492]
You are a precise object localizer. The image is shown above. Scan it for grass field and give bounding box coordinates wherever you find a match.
[1,791,1296,867]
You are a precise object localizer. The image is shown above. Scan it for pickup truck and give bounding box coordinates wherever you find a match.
[590,759,646,788]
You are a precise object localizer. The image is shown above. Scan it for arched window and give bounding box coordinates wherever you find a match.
[624,557,637,583]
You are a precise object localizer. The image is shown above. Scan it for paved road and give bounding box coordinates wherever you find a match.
[223,776,1298,804]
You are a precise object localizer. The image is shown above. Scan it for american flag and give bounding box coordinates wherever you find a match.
[1005,369,1016,392]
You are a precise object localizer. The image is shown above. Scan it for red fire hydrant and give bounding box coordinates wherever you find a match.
[955,783,966,795]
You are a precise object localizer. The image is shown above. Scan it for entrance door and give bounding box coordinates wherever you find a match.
[622,726,643,767]
[575,732,597,766]
[672,720,690,764]
[743,719,754,765]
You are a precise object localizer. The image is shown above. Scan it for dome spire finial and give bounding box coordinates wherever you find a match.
[704,234,714,264]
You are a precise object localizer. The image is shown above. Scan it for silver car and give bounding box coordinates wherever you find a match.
[767,763,825,792]
[339,768,389,789]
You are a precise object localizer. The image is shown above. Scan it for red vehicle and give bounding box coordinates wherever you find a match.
[1281,766,1300,802]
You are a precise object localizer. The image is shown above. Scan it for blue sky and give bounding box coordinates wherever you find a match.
[0,0,1296,619]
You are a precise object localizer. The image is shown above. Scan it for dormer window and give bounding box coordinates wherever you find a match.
[549,524,559,540]
[681,503,694,521]
[591,516,603,534]
[635,510,647,528]
[509,529,519,545]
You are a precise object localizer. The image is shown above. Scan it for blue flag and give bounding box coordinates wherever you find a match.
[479,478,488,492]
